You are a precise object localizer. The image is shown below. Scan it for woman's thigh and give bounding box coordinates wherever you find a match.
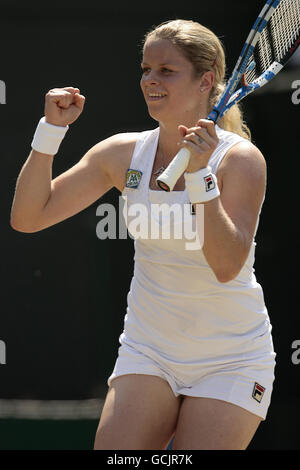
[94,374,182,450]
[172,396,262,450]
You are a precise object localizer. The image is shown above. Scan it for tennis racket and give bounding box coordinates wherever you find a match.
[156,0,300,191]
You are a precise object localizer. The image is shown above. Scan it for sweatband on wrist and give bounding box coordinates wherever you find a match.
[184,166,220,204]
[31,116,69,155]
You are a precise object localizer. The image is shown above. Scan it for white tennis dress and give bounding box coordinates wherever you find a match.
[108,125,276,419]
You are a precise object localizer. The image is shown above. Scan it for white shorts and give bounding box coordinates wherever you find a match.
[107,342,276,420]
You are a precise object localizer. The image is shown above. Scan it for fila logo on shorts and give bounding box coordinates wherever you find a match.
[126,169,143,189]
[252,382,265,403]
[204,174,215,192]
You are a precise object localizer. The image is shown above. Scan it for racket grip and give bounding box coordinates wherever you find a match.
[156,147,191,191]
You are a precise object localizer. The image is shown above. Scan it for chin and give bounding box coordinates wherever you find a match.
[146,105,168,123]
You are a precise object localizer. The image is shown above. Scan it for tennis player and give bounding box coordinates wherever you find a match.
[10,20,276,450]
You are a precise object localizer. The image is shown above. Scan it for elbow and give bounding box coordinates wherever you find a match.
[212,248,249,284]
[215,272,237,284]
[214,264,243,284]
[10,217,40,233]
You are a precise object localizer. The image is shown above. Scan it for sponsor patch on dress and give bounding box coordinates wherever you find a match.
[125,169,143,189]
[252,382,265,403]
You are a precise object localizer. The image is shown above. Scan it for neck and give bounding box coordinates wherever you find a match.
[158,112,207,160]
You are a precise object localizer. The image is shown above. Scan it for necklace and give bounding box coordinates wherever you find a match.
[153,166,166,177]
[152,145,167,178]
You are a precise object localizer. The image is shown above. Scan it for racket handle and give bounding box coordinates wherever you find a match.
[156,147,191,191]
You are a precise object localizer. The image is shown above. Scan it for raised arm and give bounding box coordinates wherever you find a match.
[199,141,266,283]
[180,119,266,283]
[10,87,135,233]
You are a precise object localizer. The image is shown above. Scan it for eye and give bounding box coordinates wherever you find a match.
[161,67,173,73]
[141,66,150,74]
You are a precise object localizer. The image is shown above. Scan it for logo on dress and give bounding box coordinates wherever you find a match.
[125,169,143,189]
[190,203,196,215]
[252,382,265,403]
[204,174,215,192]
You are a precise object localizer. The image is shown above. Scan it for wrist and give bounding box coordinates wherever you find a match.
[45,116,69,127]
[184,166,220,204]
[31,116,69,155]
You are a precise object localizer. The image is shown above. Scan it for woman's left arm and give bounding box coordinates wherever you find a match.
[198,141,266,283]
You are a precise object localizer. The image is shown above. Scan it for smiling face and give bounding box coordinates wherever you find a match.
[140,38,207,127]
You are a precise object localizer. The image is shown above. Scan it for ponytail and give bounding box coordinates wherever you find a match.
[209,83,251,140]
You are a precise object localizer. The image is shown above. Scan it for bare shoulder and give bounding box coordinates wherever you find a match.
[217,140,266,192]
[82,132,140,192]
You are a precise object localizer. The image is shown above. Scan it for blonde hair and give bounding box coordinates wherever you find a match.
[143,19,251,141]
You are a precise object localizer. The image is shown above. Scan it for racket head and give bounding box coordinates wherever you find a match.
[244,0,300,82]
[209,0,300,123]
[157,0,300,192]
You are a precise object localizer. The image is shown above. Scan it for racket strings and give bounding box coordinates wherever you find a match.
[270,0,300,60]
[245,0,300,83]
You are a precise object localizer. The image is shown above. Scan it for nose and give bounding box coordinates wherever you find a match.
[142,70,160,86]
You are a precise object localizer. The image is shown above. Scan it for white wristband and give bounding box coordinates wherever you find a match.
[184,166,220,204]
[31,116,69,155]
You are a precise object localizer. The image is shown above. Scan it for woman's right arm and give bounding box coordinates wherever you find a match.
[10,87,132,233]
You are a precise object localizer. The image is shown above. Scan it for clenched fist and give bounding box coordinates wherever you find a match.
[44,86,86,127]
[178,119,219,173]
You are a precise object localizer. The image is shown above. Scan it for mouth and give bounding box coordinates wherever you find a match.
[147,92,167,101]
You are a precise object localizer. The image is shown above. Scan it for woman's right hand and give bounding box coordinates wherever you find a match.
[44,86,86,127]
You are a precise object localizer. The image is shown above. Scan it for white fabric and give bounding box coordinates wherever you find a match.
[110,125,276,417]
[108,341,275,419]
[184,165,220,203]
